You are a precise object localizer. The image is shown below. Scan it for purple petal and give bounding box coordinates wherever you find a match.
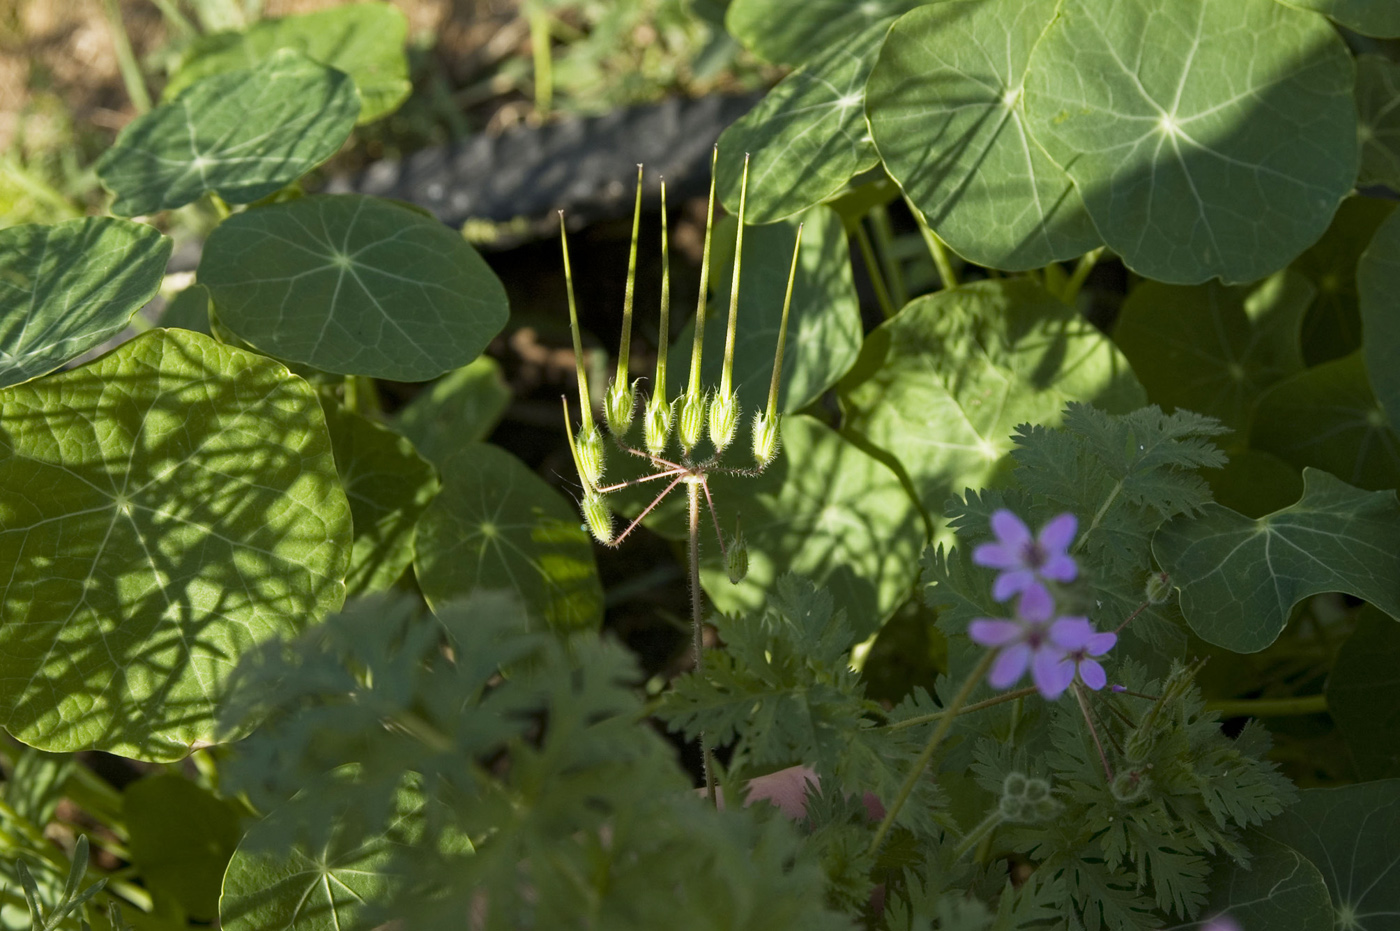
[969,618,1024,647]
[1016,582,1055,622]
[1037,512,1078,553]
[1078,658,1107,690]
[1086,631,1118,656]
[1032,648,1074,699]
[989,643,1031,689]
[990,509,1031,550]
[992,569,1036,602]
[1040,552,1078,583]
[973,542,1021,570]
[1049,617,1095,651]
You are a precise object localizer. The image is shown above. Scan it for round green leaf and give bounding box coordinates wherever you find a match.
[414,442,603,632]
[166,2,412,124]
[0,218,171,389]
[394,356,511,467]
[673,206,862,416]
[1112,270,1313,434]
[1023,0,1357,284]
[839,279,1145,518]
[1259,780,1400,931]
[159,283,212,335]
[1327,606,1400,780]
[1163,835,1333,931]
[0,329,351,760]
[1250,351,1400,492]
[199,194,509,381]
[322,400,439,597]
[96,50,359,217]
[715,23,883,224]
[1294,195,1395,366]
[124,774,243,921]
[1277,0,1400,37]
[1154,468,1400,653]
[1359,207,1400,433]
[1356,55,1400,191]
[866,0,1100,270]
[724,0,921,65]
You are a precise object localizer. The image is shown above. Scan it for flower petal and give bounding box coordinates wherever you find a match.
[992,569,1036,602]
[1037,512,1078,553]
[973,542,1021,570]
[1078,658,1108,690]
[990,509,1031,549]
[1016,582,1055,621]
[1040,552,1078,583]
[1032,648,1074,699]
[989,643,1031,689]
[969,618,1024,647]
[1086,631,1118,656]
[1049,616,1094,650]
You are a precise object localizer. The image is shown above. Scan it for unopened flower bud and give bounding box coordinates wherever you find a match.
[708,389,739,452]
[727,525,748,585]
[1144,571,1172,605]
[998,795,1024,820]
[1023,778,1049,801]
[752,410,781,467]
[582,491,613,545]
[1003,772,1028,798]
[678,389,706,452]
[644,395,672,454]
[1110,770,1148,802]
[576,424,605,489]
[604,378,635,435]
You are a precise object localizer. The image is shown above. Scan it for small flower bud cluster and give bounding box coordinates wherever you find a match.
[999,772,1058,822]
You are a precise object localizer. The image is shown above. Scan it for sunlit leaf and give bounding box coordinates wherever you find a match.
[1356,55,1400,191]
[0,218,171,389]
[124,773,243,921]
[1112,270,1313,434]
[199,194,509,381]
[394,356,511,467]
[866,0,1099,270]
[1162,834,1333,931]
[1023,0,1357,284]
[97,50,359,217]
[0,329,351,760]
[715,23,882,223]
[1276,0,1400,37]
[322,400,439,597]
[839,279,1144,520]
[414,442,603,632]
[1249,352,1400,492]
[724,0,920,65]
[1153,468,1400,653]
[1259,779,1400,931]
[1293,196,1395,366]
[1327,606,1400,780]
[1358,207,1400,432]
[166,1,411,123]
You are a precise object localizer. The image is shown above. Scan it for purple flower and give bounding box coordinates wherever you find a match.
[1047,617,1117,690]
[968,585,1083,700]
[1200,915,1242,931]
[974,510,1079,602]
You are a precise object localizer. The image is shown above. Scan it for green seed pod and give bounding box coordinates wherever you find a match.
[1002,772,1028,798]
[576,423,605,489]
[1144,571,1172,605]
[604,377,636,435]
[678,389,706,453]
[582,491,613,545]
[727,525,748,585]
[1110,770,1149,803]
[708,389,739,452]
[752,410,781,467]
[643,394,672,454]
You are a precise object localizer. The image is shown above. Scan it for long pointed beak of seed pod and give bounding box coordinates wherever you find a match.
[606,164,644,435]
[753,222,803,468]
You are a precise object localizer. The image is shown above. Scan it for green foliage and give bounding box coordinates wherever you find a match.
[392,356,511,466]
[1326,606,1400,779]
[1358,205,1400,431]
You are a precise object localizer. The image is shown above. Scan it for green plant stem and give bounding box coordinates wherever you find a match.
[148,0,197,38]
[883,685,1038,731]
[1075,478,1122,554]
[1073,681,1114,782]
[1206,694,1328,717]
[101,0,152,113]
[1062,247,1104,302]
[952,809,1003,860]
[868,650,995,856]
[853,222,896,318]
[528,3,553,119]
[869,205,907,307]
[903,195,957,289]
[688,481,716,803]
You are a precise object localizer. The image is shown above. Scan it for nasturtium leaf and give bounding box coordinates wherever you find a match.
[1022,0,1357,285]
[1328,606,1400,780]
[1153,468,1400,653]
[199,194,509,381]
[674,207,862,415]
[1359,207,1400,432]
[1249,352,1400,492]
[1276,0,1400,37]
[159,283,212,335]
[866,0,1100,270]
[715,23,883,224]
[839,279,1144,519]
[0,329,351,760]
[1163,835,1332,931]
[1202,448,1302,519]
[724,0,920,65]
[96,50,359,217]
[1295,196,1395,366]
[0,218,171,389]
[1259,779,1400,931]
[1112,270,1313,434]
[1356,55,1400,191]
[394,356,511,467]
[414,442,602,632]
[321,400,439,597]
[166,2,411,124]
[124,774,242,921]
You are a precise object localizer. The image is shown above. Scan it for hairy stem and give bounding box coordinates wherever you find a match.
[882,686,1039,730]
[1205,694,1328,717]
[1075,478,1122,554]
[1073,682,1114,782]
[689,481,717,803]
[953,808,1004,860]
[868,650,995,856]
